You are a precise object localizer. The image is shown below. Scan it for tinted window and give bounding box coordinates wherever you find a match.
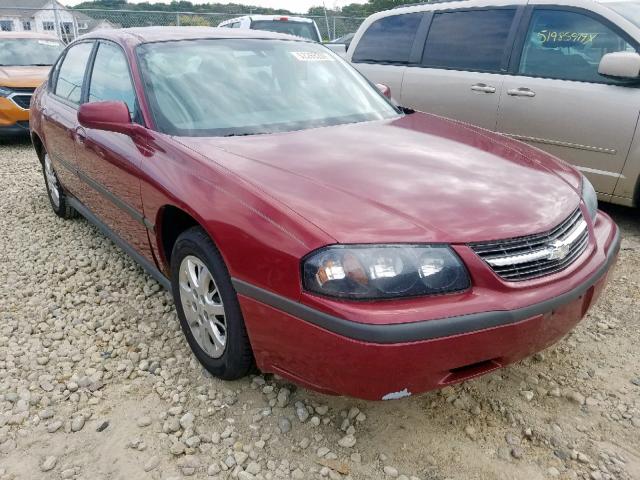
[519,9,635,83]
[422,9,516,72]
[54,42,93,104]
[251,20,320,42]
[89,42,137,116]
[352,13,423,64]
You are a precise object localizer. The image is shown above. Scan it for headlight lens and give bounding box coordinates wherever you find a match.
[582,176,598,221]
[302,245,470,300]
[0,86,13,97]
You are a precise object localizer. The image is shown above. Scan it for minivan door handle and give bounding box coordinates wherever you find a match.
[507,87,536,97]
[470,83,496,94]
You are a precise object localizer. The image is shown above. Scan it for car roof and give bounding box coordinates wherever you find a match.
[0,31,61,40]
[220,15,316,24]
[79,26,311,45]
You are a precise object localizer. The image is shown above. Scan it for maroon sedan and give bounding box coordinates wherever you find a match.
[30,27,619,400]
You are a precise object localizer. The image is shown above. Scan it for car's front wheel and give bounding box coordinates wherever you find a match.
[171,226,254,380]
[42,152,76,219]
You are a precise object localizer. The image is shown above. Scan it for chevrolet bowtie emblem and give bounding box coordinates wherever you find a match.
[547,239,571,261]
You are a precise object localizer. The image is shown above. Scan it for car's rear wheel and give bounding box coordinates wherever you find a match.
[42,152,76,219]
[171,226,254,380]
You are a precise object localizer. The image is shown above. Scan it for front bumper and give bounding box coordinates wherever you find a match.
[0,96,30,137]
[236,211,620,400]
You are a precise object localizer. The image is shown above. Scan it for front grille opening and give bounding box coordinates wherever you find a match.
[442,358,502,385]
[11,95,32,110]
[469,208,589,281]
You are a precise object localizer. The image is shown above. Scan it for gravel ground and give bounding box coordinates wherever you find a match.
[0,139,639,480]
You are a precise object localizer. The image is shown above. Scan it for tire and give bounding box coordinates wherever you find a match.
[171,226,254,380]
[42,151,76,219]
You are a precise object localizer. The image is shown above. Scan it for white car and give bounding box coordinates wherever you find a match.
[344,0,640,208]
[219,15,322,42]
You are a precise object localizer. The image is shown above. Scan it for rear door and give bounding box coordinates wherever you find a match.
[42,41,94,197]
[350,12,425,99]
[496,6,640,196]
[401,7,522,129]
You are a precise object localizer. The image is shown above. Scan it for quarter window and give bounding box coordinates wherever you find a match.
[422,9,516,72]
[88,42,137,117]
[54,42,93,104]
[519,9,635,83]
[352,13,423,64]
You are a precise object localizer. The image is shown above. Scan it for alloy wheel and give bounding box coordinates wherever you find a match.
[44,153,60,209]
[178,255,227,359]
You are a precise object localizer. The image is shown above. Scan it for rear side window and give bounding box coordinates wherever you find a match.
[88,42,137,117]
[352,13,423,64]
[422,9,516,72]
[54,42,93,104]
[519,9,635,83]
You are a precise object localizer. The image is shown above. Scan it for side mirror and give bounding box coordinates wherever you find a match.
[598,51,640,79]
[376,83,391,99]
[78,101,140,136]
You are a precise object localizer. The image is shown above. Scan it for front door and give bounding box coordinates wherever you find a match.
[75,40,154,262]
[496,7,640,197]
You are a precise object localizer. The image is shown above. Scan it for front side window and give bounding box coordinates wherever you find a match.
[422,9,516,72]
[250,20,320,42]
[54,42,93,104]
[0,38,64,66]
[352,13,423,64]
[88,42,137,117]
[519,9,635,83]
[137,39,399,136]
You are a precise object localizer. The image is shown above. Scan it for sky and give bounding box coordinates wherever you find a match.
[61,0,368,13]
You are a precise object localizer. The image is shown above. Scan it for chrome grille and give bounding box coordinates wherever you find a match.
[470,209,589,281]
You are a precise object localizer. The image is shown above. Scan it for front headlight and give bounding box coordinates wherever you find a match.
[0,86,13,97]
[582,176,598,221]
[302,245,470,300]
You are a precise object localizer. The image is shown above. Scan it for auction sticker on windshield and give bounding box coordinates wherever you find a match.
[291,51,334,62]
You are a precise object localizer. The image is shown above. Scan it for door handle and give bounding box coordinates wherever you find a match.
[470,83,496,94]
[507,87,536,97]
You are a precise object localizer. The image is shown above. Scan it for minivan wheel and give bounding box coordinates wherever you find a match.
[42,152,76,219]
[171,226,254,380]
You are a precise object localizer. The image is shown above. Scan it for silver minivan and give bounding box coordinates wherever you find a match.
[346,0,640,207]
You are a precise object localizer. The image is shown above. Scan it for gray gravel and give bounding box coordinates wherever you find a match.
[0,140,639,479]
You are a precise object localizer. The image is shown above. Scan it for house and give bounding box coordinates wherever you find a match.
[0,0,115,43]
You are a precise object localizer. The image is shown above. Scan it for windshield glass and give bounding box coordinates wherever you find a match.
[251,20,320,42]
[605,1,640,27]
[137,39,399,137]
[0,38,64,66]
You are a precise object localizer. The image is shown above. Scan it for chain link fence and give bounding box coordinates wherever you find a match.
[0,7,366,43]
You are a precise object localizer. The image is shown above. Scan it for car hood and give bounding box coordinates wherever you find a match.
[0,66,50,88]
[179,113,582,244]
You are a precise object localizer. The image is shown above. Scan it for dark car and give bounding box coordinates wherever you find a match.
[29,27,619,400]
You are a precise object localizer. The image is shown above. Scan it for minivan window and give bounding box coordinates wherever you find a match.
[519,9,635,83]
[88,42,137,117]
[422,9,516,72]
[54,42,94,104]
[251,20,320,42]
[352,13,423,64]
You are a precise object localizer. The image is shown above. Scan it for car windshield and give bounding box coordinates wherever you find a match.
[251,20,321,42]
[137,39,399,137]
[0,38,64,66]
[604,0,640,27]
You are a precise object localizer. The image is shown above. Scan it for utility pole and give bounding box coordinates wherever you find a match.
[322,0,331,40]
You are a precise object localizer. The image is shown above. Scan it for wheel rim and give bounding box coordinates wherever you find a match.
[178,255,227,359]
[44,153,60,209]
